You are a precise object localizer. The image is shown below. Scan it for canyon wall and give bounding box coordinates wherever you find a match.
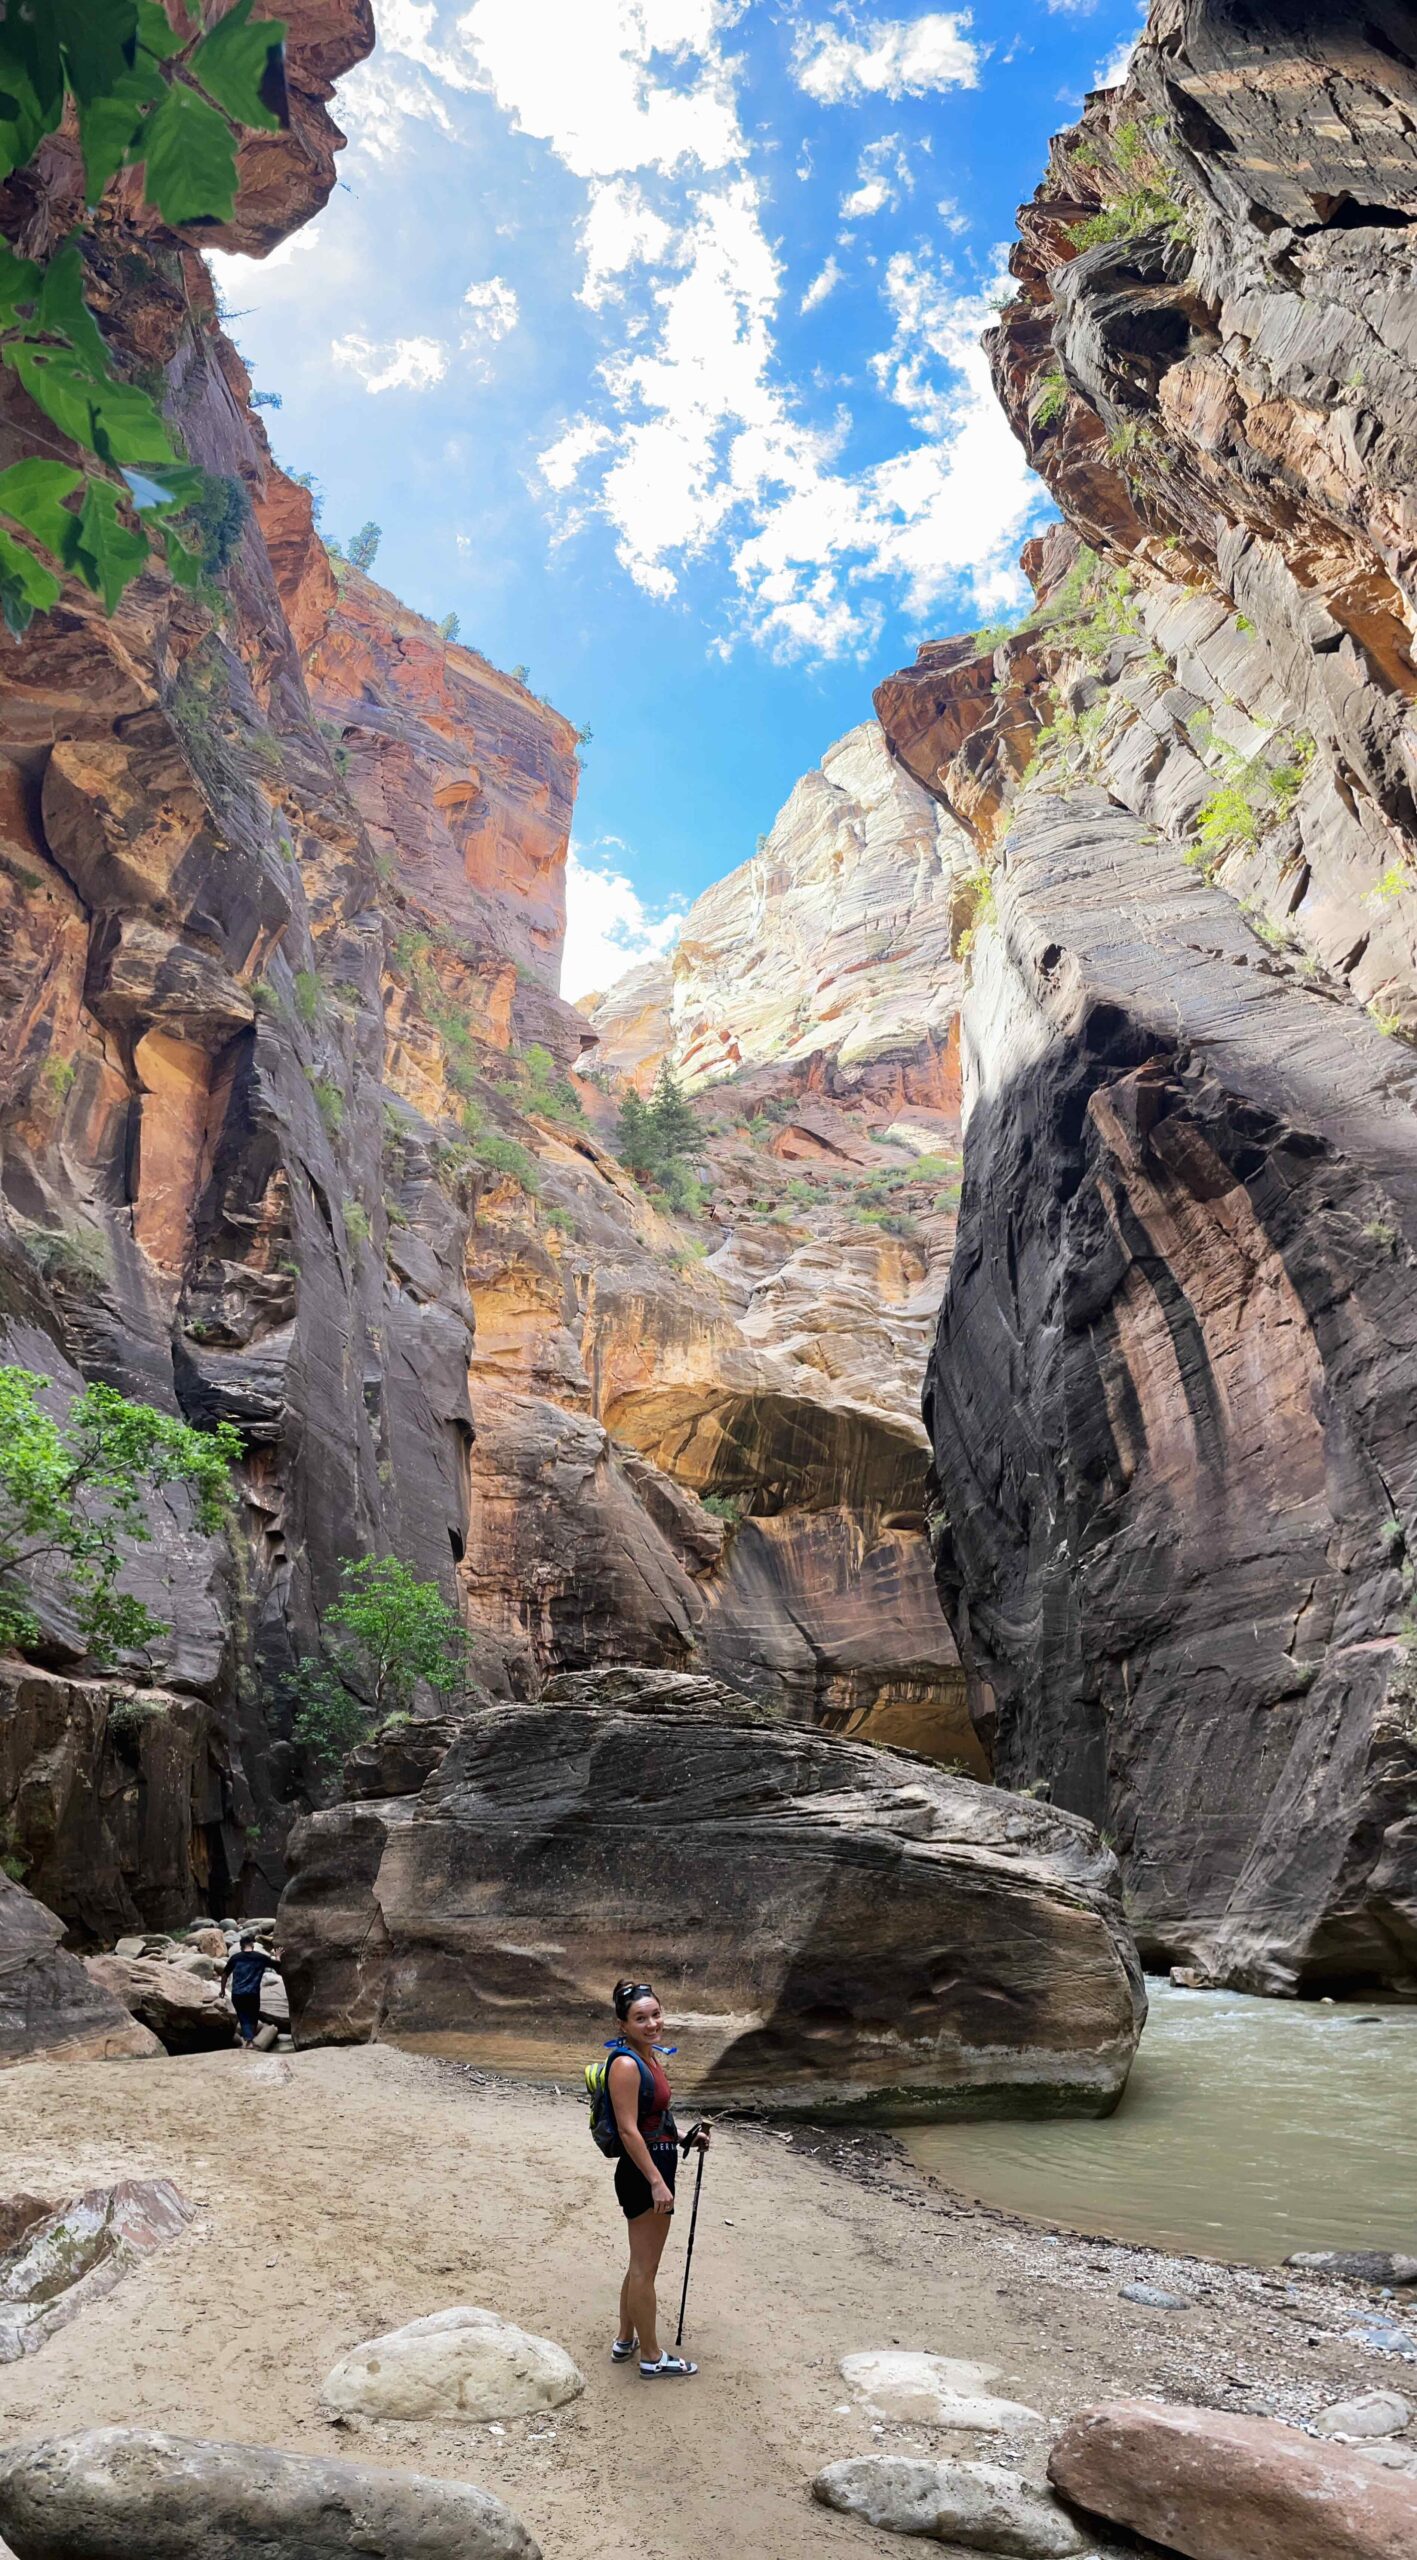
[405,717,987,1765]
[0,1,593,1937]
[0,20,983,1946]
[876,0,1417,1991]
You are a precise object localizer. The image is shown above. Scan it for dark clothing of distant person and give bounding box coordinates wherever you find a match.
[221,1947,279,2045]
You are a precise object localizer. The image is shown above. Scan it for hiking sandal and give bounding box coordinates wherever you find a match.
[640,2350,697,2377]
[611,2335,637,2362]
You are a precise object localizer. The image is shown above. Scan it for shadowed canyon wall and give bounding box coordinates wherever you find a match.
[0,1,592,1937]
[875,0,1417,1992]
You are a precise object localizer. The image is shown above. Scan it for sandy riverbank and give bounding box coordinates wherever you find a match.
[0,2045,1406,2559]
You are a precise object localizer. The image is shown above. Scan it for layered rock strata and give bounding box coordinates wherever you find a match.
[875,3,1417,1989]
[570,724,980,1762]
[280,1671,1145,2119]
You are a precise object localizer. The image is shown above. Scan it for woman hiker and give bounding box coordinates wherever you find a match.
[607,1978,710,2379]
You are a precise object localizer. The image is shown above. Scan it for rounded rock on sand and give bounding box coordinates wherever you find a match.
[839,2351,1042,2432]
[322,2306,585,2425]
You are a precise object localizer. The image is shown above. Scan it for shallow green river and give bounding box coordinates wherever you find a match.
[901,1981,1417,2265]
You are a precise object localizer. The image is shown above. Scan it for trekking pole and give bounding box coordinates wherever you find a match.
[674,2124,709,2349]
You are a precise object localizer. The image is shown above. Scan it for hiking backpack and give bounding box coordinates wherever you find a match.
[585,2040,658,2157]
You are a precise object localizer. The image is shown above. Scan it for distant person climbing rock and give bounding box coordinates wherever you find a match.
[601,1978,710,2379]
[220,1932,285,2050]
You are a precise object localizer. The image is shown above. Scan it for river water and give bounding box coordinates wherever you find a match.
[901,1981,1417,2265]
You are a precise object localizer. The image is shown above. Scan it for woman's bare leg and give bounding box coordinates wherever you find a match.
[624,2210,671,2361]
[617,2263,635,2345]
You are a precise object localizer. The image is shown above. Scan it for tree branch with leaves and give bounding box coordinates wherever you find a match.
[0,0,287,634]
[0,1364,241,1661]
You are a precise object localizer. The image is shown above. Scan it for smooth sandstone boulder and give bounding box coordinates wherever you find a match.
[83,1956,234,2056]
[0,2430,538,2560]
[813,2455,1087,2555]
[322,2306,584,2424]
[1315,2393,1411,2442]
[1048,2400,1417,2560]
[840,2352,1042,2432]
[281,1686,1145,2119]
[0,1875,160,2069]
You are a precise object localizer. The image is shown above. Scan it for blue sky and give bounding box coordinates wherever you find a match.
[212,1,1141,995]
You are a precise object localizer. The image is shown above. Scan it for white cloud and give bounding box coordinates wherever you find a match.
[792,11,983,105]
[463,276,520,340]
[839,133,920,226]
[462,0,743,180]
[540,415,616,493]
[1094,11,1144,86]
[935,195,970,235]
[460,277,516,368]
[799,255,843,315]
[331,332,449,393]
[326,0,1037,660]
[579,179,675,307]
[561,841,682,999]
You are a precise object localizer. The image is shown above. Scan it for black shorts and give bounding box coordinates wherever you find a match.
[615,2141,678,2220]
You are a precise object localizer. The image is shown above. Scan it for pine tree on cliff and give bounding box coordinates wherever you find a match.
[649,1064,698,1163]
[616,1090,658,1181]
[349,521,382,572]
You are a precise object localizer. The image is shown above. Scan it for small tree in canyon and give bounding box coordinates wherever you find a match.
[287,1555,471,1771]
[0,1367,240,1661]
[616,1066,705,1212]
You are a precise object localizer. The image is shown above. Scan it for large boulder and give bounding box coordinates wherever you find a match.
[322,2306,584,2423]
[83,1956,234,2056]
[0,1874,160,2068]
[280,1681,1144,2119]
[812,2454,1087,2554]
[1048,2400,1417,2560]
[0,2430,537,2560]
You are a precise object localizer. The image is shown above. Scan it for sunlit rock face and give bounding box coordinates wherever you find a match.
[661,723,972,1090]
[567,724,981,1769]
[875,2,1417,1992]
[303,573,578,996]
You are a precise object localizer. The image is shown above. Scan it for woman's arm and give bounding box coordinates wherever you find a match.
[609,2055,673,2209]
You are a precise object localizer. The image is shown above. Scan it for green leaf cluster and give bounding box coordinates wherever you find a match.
[0,1,285,634]
[0,1365,239,1662]
[0,0,287,225]
[286,1555,472,1767]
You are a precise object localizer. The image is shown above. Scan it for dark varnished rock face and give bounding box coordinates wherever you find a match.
[281,1678,1145,2120]
[922,797,1417,1990]
[0,1874,160,2068]
[876,2,1417,1991]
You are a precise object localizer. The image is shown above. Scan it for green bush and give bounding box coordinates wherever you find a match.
[313,1077,344,1135]
[344,1201,370,1248]
[1034,367,1067,428]
[292,969,321,1026]
[475,1133,541,1197]
[0,1366,240,1662]
[700,1492,744,1528]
